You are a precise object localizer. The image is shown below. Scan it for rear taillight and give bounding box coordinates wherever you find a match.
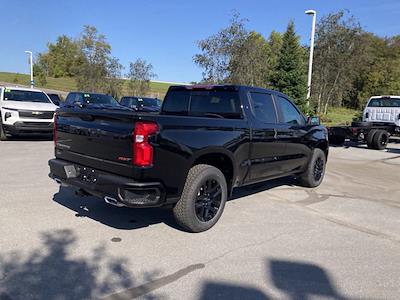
[133,122,158,167]
[53,112,58,146]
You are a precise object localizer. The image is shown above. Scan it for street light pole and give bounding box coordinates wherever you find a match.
[305,9,316,106]
[25,50,34,88]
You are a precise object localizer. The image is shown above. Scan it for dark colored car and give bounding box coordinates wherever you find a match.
[46,93,62,106]
[120,96,161,112]
[49,85,328,232]
[64,92,121,107]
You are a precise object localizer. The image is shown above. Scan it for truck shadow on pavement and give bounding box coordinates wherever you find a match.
[2,135,53,142]
[53,177,298,232]
[230,176,298,201]
[53,186,181,231]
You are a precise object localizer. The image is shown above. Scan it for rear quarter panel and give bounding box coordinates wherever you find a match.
[143,115,251,200]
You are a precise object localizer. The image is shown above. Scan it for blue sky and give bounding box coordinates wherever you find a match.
[1,0,400,82]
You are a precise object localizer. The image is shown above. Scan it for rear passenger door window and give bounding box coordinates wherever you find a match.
[249,92,277,124]
[277,96,305,126]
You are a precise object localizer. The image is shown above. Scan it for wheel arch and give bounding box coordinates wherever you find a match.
[191,149,236,195]
[314,140,329,158]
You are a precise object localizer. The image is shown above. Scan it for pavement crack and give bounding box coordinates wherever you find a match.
[271,194,400,245]
[101,263,205,300]
[204,230,305,265]
[305,206,400,244]
[101,231,303,299]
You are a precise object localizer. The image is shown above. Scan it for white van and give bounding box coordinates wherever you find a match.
[363,96,400,127]
[0,86,58,140]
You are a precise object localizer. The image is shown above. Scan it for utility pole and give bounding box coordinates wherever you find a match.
[305,10,316,106]
[25,50,34,88]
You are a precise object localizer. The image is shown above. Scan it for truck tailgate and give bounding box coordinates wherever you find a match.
[56,108,136,176]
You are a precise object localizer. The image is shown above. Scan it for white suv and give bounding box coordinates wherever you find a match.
[0,86,58,140]
[363,96,400,127]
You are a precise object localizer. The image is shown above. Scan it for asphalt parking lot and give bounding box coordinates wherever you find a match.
[1,139,400,300]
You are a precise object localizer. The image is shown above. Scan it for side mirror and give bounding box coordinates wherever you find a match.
[308,116,320,126]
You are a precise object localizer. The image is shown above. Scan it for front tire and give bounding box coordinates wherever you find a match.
[366,129,377,149]
[173,164,228,233]
[0,123,8,141]
[298,148,326,188]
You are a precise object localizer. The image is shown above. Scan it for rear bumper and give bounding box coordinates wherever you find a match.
[3,122,53,135]
[48,159,166,208]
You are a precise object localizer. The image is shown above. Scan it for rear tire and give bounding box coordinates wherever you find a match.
[173,164,227,233]
[372,130,389,150]
[298,148,326,188]
[366,129,377,149]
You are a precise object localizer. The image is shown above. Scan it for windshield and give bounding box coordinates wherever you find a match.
[120,97,138,107]
[368,97,400,107]
[67,93,119,106]
[3,89,51,103]
[121,97,160,107]
[139,98,160,107]
[82,93,118,105]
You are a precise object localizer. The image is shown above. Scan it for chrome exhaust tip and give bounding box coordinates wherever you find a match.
[104,196,124,207]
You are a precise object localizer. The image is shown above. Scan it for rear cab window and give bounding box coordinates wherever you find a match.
[368,97,400,107]
[162,87,242,119]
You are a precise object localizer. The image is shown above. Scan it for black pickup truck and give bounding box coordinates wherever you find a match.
[49,85,328,232]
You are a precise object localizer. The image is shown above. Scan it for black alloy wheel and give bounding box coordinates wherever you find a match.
[313,157,324,182]
[195,179,222,222]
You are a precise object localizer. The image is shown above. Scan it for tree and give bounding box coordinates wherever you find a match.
[311,11,363,114]
[126,58,156,96]
[270,21,307,109]
[104,57,124,99]
[34,35,81,78]
[227,31,270,86]
[265,31,283,87]
[348,33,400,108]
[193,13,249,83]
[34,25,124,96]
[194,13,274,87]
[74,25,121,94]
